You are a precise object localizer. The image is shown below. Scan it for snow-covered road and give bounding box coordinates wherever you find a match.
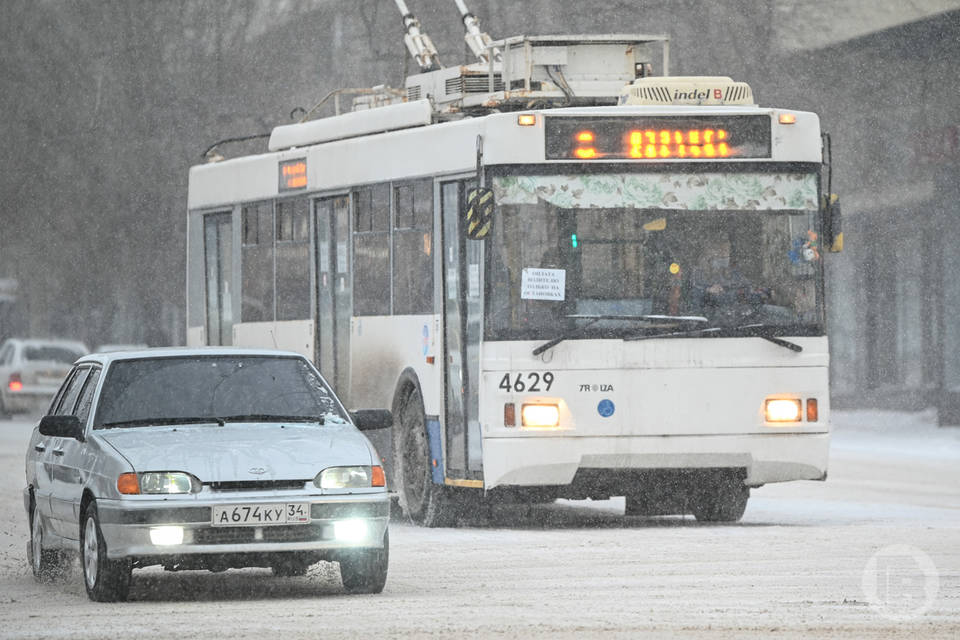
[1,411,957,638]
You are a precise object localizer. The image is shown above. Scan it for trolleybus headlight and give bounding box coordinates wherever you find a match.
[764,399,802,423]
[521,403,560,428]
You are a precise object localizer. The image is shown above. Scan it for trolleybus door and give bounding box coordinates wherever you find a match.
[441,180,484,477]
[203,211,233,346]
[314,196,352,403]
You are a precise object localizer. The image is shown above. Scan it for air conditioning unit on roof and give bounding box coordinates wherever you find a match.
[619,76,755,106]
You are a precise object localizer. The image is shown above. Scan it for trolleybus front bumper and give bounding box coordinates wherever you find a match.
[482,431,829,490]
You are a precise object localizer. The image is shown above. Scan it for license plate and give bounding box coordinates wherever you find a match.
[212,503,310,527]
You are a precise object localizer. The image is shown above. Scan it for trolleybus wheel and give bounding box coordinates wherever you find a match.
[691,480,749,522]
[393,385,456,527]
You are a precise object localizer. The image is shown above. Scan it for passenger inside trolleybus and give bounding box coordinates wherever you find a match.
[487,171,823,343]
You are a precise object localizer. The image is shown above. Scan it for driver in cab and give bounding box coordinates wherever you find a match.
[691,237,767,317]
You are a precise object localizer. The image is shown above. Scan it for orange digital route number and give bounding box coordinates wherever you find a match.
[278,158,307,191]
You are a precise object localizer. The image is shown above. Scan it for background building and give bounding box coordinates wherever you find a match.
[1,0,957,416]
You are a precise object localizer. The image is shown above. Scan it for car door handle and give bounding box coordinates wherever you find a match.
[52,449,64,456]
[34,444,46,453]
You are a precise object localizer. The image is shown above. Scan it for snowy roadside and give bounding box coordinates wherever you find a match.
[831,409,960,461]
[0,412,957,638]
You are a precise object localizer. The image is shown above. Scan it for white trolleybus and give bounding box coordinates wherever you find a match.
[187,5,842,526]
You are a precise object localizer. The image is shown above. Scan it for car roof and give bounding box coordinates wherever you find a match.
[76,346,309,366]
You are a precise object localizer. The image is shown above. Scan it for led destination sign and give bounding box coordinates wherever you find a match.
[278,158,307,191]
[545,115,771,160]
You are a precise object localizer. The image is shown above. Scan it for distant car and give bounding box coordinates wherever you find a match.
[0,338,88,418]
[23,348,392,602]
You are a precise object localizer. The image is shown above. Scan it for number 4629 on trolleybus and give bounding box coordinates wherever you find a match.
[187,2,842,526]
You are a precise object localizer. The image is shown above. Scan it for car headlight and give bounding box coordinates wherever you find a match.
[316,466,385,489]
[139,471,200,494]
[333,519,369,542]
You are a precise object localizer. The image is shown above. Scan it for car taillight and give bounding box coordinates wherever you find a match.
[8,373,23,392]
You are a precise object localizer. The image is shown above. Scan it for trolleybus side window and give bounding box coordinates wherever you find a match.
[393,179,434,315]
[275,199,310,320]
[353,184,391,316]
[241,201,274,323]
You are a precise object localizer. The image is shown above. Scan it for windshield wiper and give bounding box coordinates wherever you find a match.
[532,314,708,356]
[625,322,803,352]
[217,414,326,425]
[99,416,226,429]
[731,324,804,352]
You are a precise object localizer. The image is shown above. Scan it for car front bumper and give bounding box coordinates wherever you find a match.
[96,494,389,560]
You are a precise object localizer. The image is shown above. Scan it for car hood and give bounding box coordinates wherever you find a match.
[96,422,375,483]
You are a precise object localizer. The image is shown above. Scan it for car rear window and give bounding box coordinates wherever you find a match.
[24,346,82,363]
[94,356,346,428]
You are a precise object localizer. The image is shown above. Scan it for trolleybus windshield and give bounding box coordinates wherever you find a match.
[487,170,824,341]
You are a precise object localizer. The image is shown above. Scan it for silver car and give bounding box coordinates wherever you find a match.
[23,348,391,601]
[0,338,88,417]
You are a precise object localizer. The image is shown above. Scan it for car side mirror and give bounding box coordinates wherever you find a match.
[38,415,85,441]
[349,409,393,432]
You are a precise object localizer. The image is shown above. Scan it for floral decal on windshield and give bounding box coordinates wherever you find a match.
[493,173,818,211]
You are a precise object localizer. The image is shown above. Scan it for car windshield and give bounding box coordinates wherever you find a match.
[24,345,83,363]
[93,355,347,428]
[487,171,824,340]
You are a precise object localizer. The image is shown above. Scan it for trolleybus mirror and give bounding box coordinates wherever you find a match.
[464,186,495,240]
[824,194,843,252]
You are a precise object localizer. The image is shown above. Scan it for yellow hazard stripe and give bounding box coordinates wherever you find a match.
[444,477,483,488]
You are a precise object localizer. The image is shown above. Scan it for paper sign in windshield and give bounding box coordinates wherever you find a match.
[521,268,566,301]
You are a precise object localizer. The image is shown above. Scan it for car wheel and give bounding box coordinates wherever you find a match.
[338,529,389,594]
[80,502,131,602]
[270,557,311,577]
[691,480,750,522]
[393,385,456,527]
[28,499,69,582]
